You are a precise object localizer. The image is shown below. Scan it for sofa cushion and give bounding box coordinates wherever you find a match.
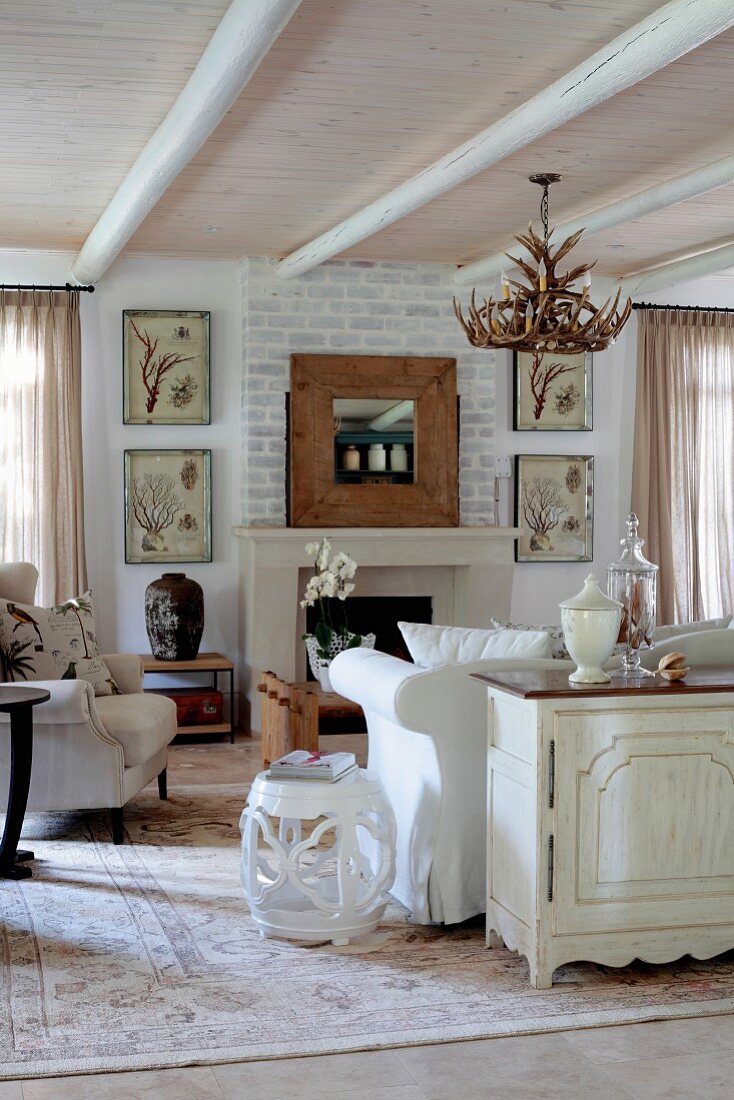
[490,617,570,659]
[398,621,552,667]
[96,693,177,766]
[654,615,733,642]
[0,590,119,696]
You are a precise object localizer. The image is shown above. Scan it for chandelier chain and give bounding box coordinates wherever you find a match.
[540,185,549,239]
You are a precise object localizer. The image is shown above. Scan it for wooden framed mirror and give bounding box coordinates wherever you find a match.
[289,354,458,527]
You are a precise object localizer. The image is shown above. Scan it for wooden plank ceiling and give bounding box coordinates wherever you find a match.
[1,0,733,278]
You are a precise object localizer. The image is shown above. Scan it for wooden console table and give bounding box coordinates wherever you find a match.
[257,672,362,767]
[474,667,734,988]
[141,652,235,742]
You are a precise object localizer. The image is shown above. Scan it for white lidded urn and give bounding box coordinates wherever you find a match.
[560,574,622,684]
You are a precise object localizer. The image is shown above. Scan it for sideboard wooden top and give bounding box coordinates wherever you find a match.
[471,666,734,700]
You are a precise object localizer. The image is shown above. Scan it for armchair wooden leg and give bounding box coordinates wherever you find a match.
[110,807,124,845]
[157,767,168,800]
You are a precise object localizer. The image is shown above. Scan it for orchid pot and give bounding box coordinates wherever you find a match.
[304,629,376,692]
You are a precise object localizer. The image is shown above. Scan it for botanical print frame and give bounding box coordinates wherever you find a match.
[513,350,592,431]
[514,454,593,562]
[124,449,212,564]
[123,310,210,424]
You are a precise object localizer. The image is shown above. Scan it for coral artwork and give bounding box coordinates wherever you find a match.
[131,473,183,552]
[125,449,211,563]
[178,513,199,534]
[514,350,591,431]
[516,455,592,562]
[180,458,199,491]
[554,383,580,417]
[168,374,198,409]
[527,352,577,420]
[565,464,582,494]
[124,312,209,424]
[130,320,195,414]
[522,477,566,552]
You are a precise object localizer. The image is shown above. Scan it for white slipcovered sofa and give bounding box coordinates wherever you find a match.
[0,562,177,843]
[331,623,734,925]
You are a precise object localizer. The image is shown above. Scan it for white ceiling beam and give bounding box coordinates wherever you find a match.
[368,401,414,432]
[69,0,302,285]
[453,154,734,287]
[621,241,734,297]
[276,0,734,281]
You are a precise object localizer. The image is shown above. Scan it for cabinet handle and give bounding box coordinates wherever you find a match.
[547,835,554,902]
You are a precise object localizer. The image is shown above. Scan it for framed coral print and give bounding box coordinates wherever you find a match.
[513,350,592,431]
[514,454,593,562]
[123,310,210,424]
[124,449,212,564]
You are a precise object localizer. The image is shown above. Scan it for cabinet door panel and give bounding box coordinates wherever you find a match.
[489,761,535,925]
[553,706,734,934]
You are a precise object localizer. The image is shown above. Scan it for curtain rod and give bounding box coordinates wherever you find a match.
[0,282,94,293]
[632,301,734,313]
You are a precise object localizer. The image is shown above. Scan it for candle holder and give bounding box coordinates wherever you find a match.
[607,513,658,678]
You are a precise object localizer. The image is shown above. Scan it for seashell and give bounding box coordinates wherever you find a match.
[659,665,690,682]
[658,651,687,672]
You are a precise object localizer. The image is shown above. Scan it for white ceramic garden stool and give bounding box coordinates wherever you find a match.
[240,769,396,946]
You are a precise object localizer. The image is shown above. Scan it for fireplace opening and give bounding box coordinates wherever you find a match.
[306,595,432,731]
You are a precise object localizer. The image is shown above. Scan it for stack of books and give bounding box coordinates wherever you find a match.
[267,750,358,783]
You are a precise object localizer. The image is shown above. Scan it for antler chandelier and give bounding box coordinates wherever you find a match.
[454,174,632,355]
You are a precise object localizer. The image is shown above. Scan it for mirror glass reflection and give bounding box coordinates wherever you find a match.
[333,398,415,484]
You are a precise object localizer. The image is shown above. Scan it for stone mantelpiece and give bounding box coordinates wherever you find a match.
[234,526,520,732]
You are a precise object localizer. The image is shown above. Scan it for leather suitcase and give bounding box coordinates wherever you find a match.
[149,687,223,726]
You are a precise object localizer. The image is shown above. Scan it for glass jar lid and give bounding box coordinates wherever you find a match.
[607,513,658,576]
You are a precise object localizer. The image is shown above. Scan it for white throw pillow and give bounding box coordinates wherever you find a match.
[654,616,733,642]
[398,621,553,668]
[491,618,569,660]
[0,590,119,696]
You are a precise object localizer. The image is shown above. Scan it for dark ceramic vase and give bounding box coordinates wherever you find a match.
[145,573,204,661]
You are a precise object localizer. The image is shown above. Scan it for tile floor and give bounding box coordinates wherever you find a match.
[9,733,734,1098]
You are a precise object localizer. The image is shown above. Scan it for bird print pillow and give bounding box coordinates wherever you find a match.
[0,590,120,696]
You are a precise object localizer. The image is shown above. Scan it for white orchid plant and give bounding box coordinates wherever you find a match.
[301,538,362,660]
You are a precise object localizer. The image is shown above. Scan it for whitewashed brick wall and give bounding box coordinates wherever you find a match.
[241,257,496,526]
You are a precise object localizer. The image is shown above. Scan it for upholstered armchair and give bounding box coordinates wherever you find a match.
[0,563,177,843]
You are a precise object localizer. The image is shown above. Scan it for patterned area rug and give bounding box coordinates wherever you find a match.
[3,784,734,1080]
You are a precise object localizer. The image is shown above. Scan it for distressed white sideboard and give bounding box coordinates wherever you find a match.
[475,667,734,988]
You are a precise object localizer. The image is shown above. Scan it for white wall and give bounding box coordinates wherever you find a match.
[0,250,243,668]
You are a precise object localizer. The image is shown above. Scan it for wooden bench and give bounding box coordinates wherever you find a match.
[257,672,362,767]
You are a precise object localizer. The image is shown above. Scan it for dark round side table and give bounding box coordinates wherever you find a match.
[0,685,50,880]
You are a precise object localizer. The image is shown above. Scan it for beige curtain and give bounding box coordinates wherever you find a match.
[0,289,87,605]
[632,308,734,624]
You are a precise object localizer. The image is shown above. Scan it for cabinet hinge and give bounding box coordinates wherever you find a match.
[547,835,554,902]
[548,739,555,808]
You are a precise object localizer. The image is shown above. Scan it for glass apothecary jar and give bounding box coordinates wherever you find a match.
[607,513,658,678]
